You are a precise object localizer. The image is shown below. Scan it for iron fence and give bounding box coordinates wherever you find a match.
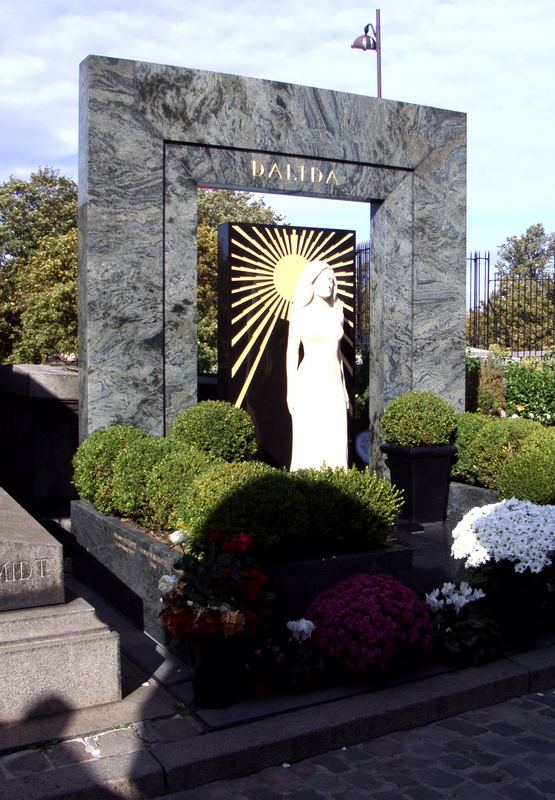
[355,245,555,359]
[466,251,555,358]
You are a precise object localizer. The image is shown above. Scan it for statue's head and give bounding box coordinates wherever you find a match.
[293,260,337,307]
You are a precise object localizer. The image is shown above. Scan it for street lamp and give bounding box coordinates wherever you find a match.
[351,9,382,99]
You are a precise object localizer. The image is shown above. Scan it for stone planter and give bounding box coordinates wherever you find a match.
[381,443,457,525]
[70,500,177,641]
[70,500,413,642]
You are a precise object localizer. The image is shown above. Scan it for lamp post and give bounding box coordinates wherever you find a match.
[351,9,382,99]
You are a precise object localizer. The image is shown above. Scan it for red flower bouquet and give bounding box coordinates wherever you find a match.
[306,573,431,673]
[159,532,272,641]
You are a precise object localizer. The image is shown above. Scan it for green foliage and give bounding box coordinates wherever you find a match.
[197,189,284,374]
[464,417,541,490]
[180,461,308,562]
[11,229,77,362]
[465,352,481,411]
[0,168,77,362]
[498,428,555,504]
[380,390,457,446]
[143,444,224,531]
[110,435,174,523]
[504,359,555,425]
[291,466,403,557]
[476,352,506,416]
[451,412,491,485]
[72,425,149,513]
[496,223,555,279]
[169,400,257,461]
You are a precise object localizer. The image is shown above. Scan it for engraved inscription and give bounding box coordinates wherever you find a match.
[251,158,338,186]
[0,558,49,583]
[113,531,137,555]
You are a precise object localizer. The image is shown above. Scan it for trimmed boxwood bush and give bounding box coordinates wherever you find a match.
[291,466,403,557]
[72,424,150,513]
[143,444,224,531]
[380,390,457,446]
[110,435,174,523]
[169,400,257,462]
[451,412,491,485]
[498,427,555,504]
[464,416,541,490]
[180,461,309,562]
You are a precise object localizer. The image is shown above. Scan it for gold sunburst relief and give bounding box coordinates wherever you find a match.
[218,223,356,413]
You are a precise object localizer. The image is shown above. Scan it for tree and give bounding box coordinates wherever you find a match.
[11,229,78,363]
[0,168,77,361]
[197,189,284,373]
[467,224,555,353]
[495,223,555,279]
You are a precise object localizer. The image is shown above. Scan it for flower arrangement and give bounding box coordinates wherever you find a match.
[451,498,555,574]
[159,531,273,640]
[306,573,431,673]
[425,582,501,666]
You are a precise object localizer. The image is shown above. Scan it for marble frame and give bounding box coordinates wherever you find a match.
[79,55,466,468]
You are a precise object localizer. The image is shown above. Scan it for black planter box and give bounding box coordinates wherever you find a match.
[381,443,457,525]
[70,500,413,642]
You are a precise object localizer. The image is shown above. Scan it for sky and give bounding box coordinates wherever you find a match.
[1,0,554,260]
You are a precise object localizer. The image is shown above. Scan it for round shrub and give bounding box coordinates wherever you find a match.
[72,425,149,513]
[180,461,308,562]
[451,412,491,485]
[465,416,541,490]
[169,400,257,462]
[380,390,457,446]
[143,444,224,531]
[291,467,403,557]
[110,435,174,523]
[306,573,431,673]
[498,428,555,504]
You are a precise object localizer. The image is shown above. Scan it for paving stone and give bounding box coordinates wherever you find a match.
[515,735,555,754]
[417,767,464,789]
[343,768,391,791]
[475,733,533,756]
[306,771,348,792]
[364,736,409,756]
[311,753,352,773]
[243,787,286,800]
[487,721,525,737]
[437,752,476,770]
[437,717,487,736]
[452,784,506,800]
[46,739,94,767]
[91,726,146,756]
[1,749,52,777]
[531,778,555,794]
[287,790,326,800]
[404,785,443,800]
[497,782,548,800]
[467,769,504,784]
[136,715,201,743]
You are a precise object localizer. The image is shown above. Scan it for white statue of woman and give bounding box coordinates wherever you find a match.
[286,260,349,471]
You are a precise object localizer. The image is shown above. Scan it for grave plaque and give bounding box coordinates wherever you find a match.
[0,488,64,611]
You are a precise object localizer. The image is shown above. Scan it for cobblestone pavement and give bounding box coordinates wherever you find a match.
[160,688,555,800]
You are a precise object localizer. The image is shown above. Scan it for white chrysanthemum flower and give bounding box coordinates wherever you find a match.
[451,499,555,573]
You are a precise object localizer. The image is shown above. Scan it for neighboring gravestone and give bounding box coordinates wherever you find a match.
[0,489,121,721]
[0,487,64,610]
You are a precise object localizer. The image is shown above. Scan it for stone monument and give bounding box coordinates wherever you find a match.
[0,488,121,722]
[78,56,466,468]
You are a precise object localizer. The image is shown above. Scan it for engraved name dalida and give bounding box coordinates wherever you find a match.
[251,159,338,185]
[0,558,49,582]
